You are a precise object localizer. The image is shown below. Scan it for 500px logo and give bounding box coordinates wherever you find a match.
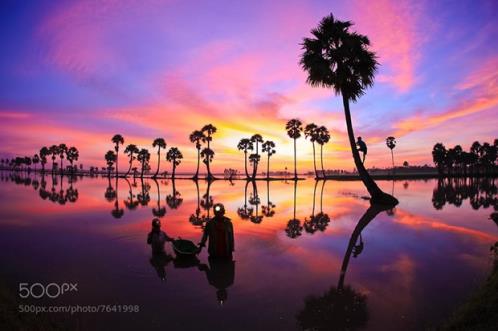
[19,283,78,299]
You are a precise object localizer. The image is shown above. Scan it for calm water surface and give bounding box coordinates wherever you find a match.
[0,173,496,330]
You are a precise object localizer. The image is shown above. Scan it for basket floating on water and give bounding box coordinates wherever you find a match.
[172,238,199,256]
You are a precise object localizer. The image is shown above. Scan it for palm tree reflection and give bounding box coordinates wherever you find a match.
[237,180,253,220]
[286,180,303,238]
[152,179,166,218]
[166,179,183,209]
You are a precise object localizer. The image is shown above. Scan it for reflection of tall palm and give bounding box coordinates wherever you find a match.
[105,175,117,202]
[250,134,263,179]
[137,178,151,206]
[286,181,303,238]
[166,179,183,209]
[166,147,183,179]
[297,203,391,330]
[237,138,254,179]
[189,180,204,227]
[111,177,124,218]
[200,180,213,218]
[286,119,303,180]
[112,134,124,177]
[124,178,139,210]
[238,180,254,220]
[317,126,330,178]
[152,138,167,178]
[201,124,217,180]
[152,179,166,217]
[261,140,276,180]
[190,130,204,179]
[105,150,117,178]
[304,180,320,234]
[300,14,398,205]
[305,123,319,178]
[124,144,139,177]
[262,181,276,217]
[249,181,262,223]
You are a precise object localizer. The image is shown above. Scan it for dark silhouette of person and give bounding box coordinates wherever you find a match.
[147,218,174,254]
[356,137,367,164]
[198,203,234,258]
[149,251,174,281]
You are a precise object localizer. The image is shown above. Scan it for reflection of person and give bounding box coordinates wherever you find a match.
[198,203,234,258]
[147,218,173,254]
[150,252,173,281]
[356,137,367,164]
[198,257,235,305]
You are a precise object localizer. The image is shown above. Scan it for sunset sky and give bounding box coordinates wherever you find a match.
[0,0,497,173]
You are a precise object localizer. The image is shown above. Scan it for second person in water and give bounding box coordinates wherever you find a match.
[198,203,234,258]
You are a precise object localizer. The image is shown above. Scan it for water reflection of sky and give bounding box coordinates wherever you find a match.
[0,174,496,330]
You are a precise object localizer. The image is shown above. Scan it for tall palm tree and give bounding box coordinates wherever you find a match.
[105,150,117,178]
[300,13,398,205]
[201,124,217,179]
[386,136,396,175]
[58,143,67,173]
[166,147,183,179]
[124,144,139,177]
[189,130,204,179]
[200,148,214,179]
[49,145,59,174]
[250,134,264,179]
[286,119,303,180]
[152,138,167,178]
[237,138,254,179]
[39,147,49,173]
[317,126,330,178]
[66,147,79,174]
[304,123,319,178]
[261,140,276,180]
[432,143,447,175]
[137,148,150,178]
[112,134,124,177]
[470,141,482,175]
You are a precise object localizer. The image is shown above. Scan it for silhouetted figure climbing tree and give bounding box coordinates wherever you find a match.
[300,13,398,205]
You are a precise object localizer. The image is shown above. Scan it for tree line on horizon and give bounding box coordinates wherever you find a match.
[432,140,497,176]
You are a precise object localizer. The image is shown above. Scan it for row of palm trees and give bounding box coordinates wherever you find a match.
[0,144,80,174]
[106,134,184,179]
[432,140,497,176]
[237,135,276,180]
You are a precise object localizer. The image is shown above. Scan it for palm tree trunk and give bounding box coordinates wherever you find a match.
[391,149,395,176]
[267,154,270,180]
[172,163,176,179]
[125,155,133,177]
[194,148,200,179]
[341,94,398,205]
[320,144,325,178]
[293,180,297,219]
[154,147,161,178]
[140,163,144,178]
[312,180,318,216]
[294,139,297,179]
[312,142,317,178]
[206,139,212,179]
[115,145,119,177]
[252,143,259,179]
[244,151,249,178]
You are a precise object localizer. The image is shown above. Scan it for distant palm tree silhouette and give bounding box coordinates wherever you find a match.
[49,145,59,174]
[432,143,447,175]
[304,123,319,178]
[189,130,204,179]
[105,150,117,178]
[40,146,50,173]
[32,154,40,172]
[250,134,263,179]
[286,119,303,180]
[58,143,67,174]
[317,126,330,178]
[300,13,398,205]
[386,136,396,175]
[166,147,183,179]
[112,134,124,177]
[124,144,139,177]
[261,140,276,180]
[137,148,150,178]
[66,147,79,174]
[152,138,167,178]
[237,138,254,179]
[201,124,217,180]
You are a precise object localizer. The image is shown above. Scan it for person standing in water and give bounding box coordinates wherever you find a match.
[356,136,368,164]
[147,218,174,253]
[198,203,234,258]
